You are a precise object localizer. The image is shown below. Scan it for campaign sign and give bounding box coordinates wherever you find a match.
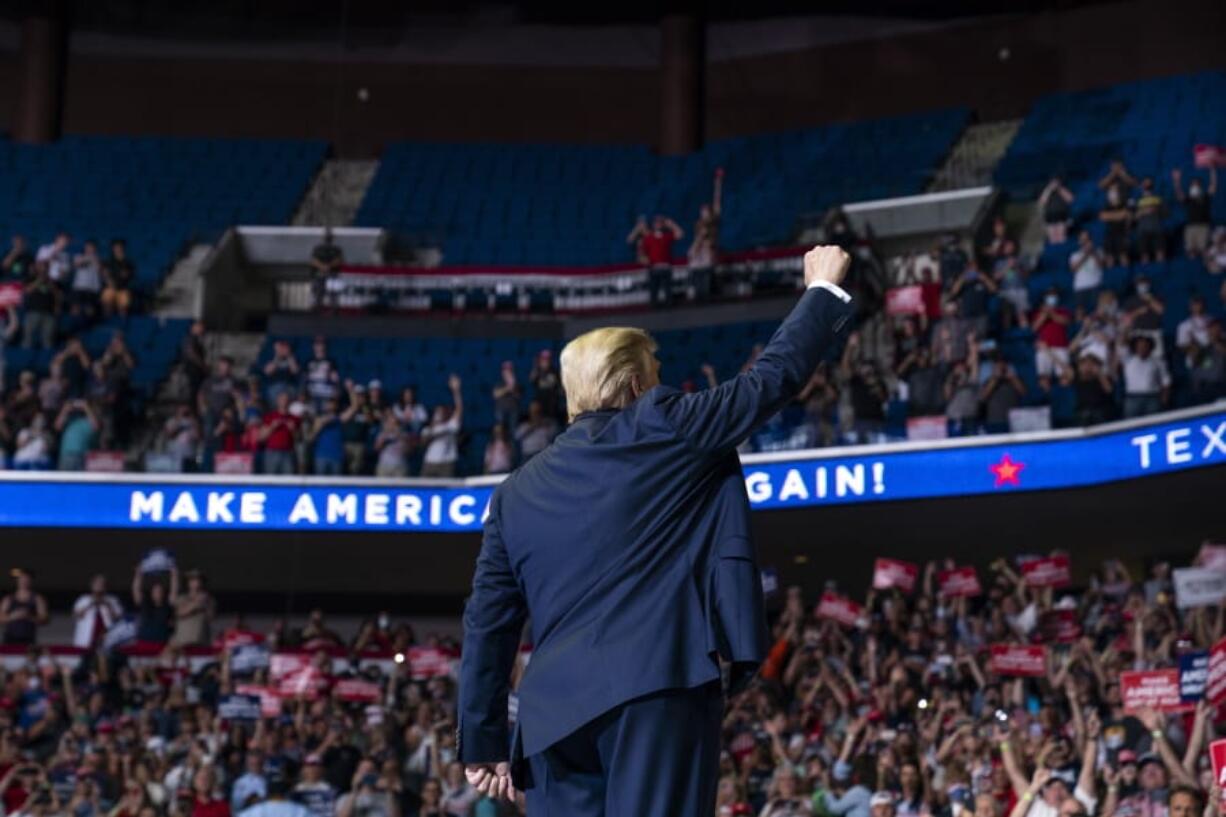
[1198,542,1226,571]
[229,643,270,675]
[406,646,456,680]
[235,684,282,718]
[816,592,864,628]
[1022,555,1072,588]
[988,644,1047,677]
[872,559,918,593]
[760,567,779,598]
[1172,567,1226,609]
[218,694,262,721]
[1210,739,1226,792]
[334,679,382,703]
[1207,636,1226,706]
[1179,650,1208,705]
[938,567,982,597]
[1121,669,1190,713]
[1038,609,1082,643]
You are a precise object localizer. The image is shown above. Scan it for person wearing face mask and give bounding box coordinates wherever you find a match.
[1071,291,1120,365]
[1099,184,1131,268]
[1069,232,1104,300]
[1170,166,1216,257]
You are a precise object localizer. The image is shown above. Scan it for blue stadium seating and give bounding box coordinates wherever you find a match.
[0,135,327,293]
[356,109,970,266]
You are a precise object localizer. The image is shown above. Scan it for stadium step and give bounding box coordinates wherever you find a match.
[928,119,1022,192]
[152,242,212,319]
[292,158,379,227]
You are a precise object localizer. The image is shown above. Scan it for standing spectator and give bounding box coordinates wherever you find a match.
[69,239,103,318]
[53,337,92,399]
[198,357,239,437]
[373,413,408,477]
[1,234,33,280]
[310,228,344,311]
[491,362,520,431]
[1072,353,1115,425]
[944,341,981,436]
[1170,166,1215,257]
[514,400,558,461]
[1032,289,1072,381]
[1099,185,1131,268]
[305,338,340,409]
[1099,158,1139,194]
[1116,335,1169,418]
[20,263,58,350]
[367,379,388,416]
[12,413,52,469]
[627,214,684,308]
[263,341,301,404]
[171,568,214,648]
[394,387,429,435]
[760,767,814,817]
[1121,277,1165,350]
[0,569,49,646]
[1038,177,1075,244]
[100,239,135,317]
[35,232,71,284]
[946,259,997,337]
[292,757,335,817]
[210,406,244,454]
[980,355,1026,433]
[483,425,513,475]
[131,566,173,645]
[1133,177,1167,264]
[71,575,123,649]
[307,398,344,476]
[231,753,267,814]
[161,404,201,470]
[260,391,300,475]
[993,243,1029,329]
[0,305,18,388]
[190,767,231,817]
[1175,295,1211,361]
[1069,231,1104,303]
[1070,291,1121,366]
[895,345,945,417]
[932,301,973,366]
[420,375,463,478]
[688,168,723,301]
[53,398,99,471]
[340,383,375,476]
[6,370,41,429]
[181,320,209,396]
[1187,320,1226,402]
[841,347,887,443]
[528,349,561,418]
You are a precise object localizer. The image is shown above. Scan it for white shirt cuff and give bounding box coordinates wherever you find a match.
[806,279,852,303]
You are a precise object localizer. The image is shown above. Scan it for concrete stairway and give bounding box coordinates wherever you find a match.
[928,119,1022,192]
[152,243,212,319]
[292,159,379,227]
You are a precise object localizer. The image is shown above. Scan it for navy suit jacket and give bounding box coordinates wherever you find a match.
[457,286,853,773]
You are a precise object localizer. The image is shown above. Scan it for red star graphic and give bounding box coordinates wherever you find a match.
[989,453,1025,487]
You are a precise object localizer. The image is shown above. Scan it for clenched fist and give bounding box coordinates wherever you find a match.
[803,245,850,289]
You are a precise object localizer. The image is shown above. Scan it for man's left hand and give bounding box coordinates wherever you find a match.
[465,762,516,802]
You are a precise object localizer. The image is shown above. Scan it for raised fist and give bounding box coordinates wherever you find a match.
[804,245,851,289]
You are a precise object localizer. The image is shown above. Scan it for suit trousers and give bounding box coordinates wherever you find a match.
[525,682,722,817]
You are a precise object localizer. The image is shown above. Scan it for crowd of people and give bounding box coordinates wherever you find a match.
[0,546,1222,817]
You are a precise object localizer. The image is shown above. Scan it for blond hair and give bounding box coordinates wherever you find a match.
[560,327,657,421]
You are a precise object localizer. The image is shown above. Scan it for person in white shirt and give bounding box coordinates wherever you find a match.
[419,375,463,478]
[1068,231,1103,294]
[1117,335,1170,418]
[70,239,103,316]
[72,574,124,649]
[1175,295,1211,361]
[240,776,309,817]
[35,232,72,283]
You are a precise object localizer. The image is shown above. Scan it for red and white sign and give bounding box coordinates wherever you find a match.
[1194,144,1225,169]
[1207,635,1226,706]
[886,286,927,316]
[1039,609,1083,643]
[1121,669,1189,713]
[0,283,22,309]
[1022,555,1071,588]
[214,452,255,475]
[334,678,382,703]
[816,592,864,628]
[220,629,266,650]
[938,567,982,598]
[1210,738,1226,792]
[988,644,1047,677]
[85,451,126,473]
[406,646,457,680]
[1198,542,1226,572]
[906,416,948,441]
[275,665,327,700]
[235,684,283,718]
[873,559,918,593]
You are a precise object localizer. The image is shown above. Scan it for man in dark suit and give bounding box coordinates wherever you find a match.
[458,246,853,815]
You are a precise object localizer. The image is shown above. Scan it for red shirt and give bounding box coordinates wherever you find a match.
[192,797,231,817]
[1032,307,1071,348]
[640,231,675,266]
[262,411,299,451]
